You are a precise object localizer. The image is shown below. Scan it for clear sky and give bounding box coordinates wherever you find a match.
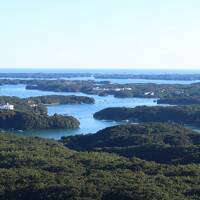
[0,0,200,69]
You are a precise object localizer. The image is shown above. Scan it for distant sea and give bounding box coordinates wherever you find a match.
[1,68,200,74]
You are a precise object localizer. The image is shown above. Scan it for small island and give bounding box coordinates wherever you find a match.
[0,96,82,130]
[0,110,80,130]
[0,96,47,114]
[24,79,200,99]
[94,73,200,81]
[1,78,200,99]
[1,72,200,80]
[157,97,200,105]
[93,105,200,126]
[26,95,95,105]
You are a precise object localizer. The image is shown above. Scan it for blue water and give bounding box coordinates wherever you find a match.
[0,84,156,139]
[1,70,200,139]
[0,77,199,85]
[95,78,200,84]
[1,68,200,74]
[1,68,200,85]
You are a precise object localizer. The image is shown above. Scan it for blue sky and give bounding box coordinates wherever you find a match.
[0,0,200,69]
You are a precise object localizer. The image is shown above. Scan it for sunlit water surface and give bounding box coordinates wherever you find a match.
[0,79,199,139]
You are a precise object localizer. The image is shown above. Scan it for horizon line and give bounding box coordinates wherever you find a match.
[0,67,200,71]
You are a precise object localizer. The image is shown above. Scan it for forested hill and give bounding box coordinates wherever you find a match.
[0,96,47,114]
[0,95,95,113]
[0,131,200,200]
[0,96,81,130]
[26,95,95,105]
[61,123,196,151]
[61,123,200,164]
[93,105,200,125]
[157,97,200,105]
[0,110,80,130]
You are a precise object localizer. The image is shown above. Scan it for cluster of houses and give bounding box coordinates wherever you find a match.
[0,103,14,110]
[93,86,132,92]
[93,86,156,96]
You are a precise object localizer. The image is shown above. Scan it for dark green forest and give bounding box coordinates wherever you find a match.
[0,96,47,114]
[2,80,200,199]
[26,95,95,105]
[0,110,80,130]
[0,95,95,130]
[1,128,200,200]
[94,105,200,125]
[61,123,200,164]
[2,78,200,98]
[157,97,200,105]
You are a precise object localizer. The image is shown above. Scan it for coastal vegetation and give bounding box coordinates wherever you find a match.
[0,72,91,79]
[1,78,200,98]
[94,73,200,80]
[0,96,47,114]
[24,80,200,98]
[93,105,200,126]
[2,74,200,199]
[1,72,200,80]
[25,80,96,93]
[0,96,85,130]
[0,124,200,199]
[157,97,200,105]
[26,95,95,105]
[61,123,200,163]
[0,110,79,130]
[0,95,94,109]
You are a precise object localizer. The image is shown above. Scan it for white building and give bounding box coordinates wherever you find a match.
[144,92,155,96]
[0,103,14,110]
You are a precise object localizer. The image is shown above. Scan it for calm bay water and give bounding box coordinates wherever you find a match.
[0,73,200,139]
[1,68,200,74]
[1,68,200,85]
[0,77,199,85]
[0,84,156,139]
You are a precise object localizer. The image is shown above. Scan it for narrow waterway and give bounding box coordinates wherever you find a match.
[1,82,200,139]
